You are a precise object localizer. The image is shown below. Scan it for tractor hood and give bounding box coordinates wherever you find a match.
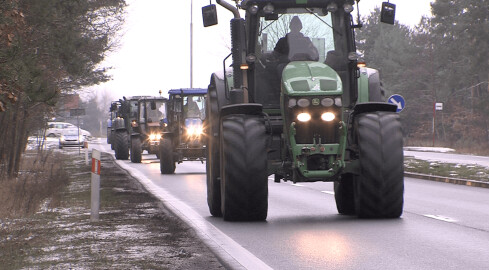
[281,61,342,96]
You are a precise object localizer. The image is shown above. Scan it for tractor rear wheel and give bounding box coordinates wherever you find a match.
[130,137,142,163]
[354,111,404,218]
[160,138,175,174]
[334,174,356,215]
[114,131,129,160]
[220,114,268,221]
[206,87,222,217]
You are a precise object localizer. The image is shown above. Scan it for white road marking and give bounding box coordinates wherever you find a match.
[321,191,335,195]
[291,183,304,187]
[423,214,457,223]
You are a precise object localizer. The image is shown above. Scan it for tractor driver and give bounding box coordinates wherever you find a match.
[273,16,319,64]
[184,97,201,118]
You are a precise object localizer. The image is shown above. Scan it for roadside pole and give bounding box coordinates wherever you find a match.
[91,149,101,222]
[84,141,89,165]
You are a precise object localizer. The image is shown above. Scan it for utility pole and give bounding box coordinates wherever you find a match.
[190,0,193,88]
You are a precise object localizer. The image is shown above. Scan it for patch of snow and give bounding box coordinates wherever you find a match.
[404,147,456,153]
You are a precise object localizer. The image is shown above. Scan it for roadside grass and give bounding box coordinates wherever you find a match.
[0,151,68,218]
[0,149,224,269]
[404,156,489,181]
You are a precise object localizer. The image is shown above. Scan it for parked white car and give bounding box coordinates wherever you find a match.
[45,122,91,139]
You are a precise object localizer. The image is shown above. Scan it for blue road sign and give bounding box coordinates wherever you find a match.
[388,94,405,113]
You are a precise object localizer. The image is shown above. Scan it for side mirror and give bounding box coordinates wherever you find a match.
[202,4,218,27]
[380,2,396,25]
[150,101,156,110]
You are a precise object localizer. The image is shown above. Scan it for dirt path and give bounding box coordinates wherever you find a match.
[0,152,224,269]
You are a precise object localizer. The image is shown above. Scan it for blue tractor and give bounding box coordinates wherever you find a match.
[159,88,208,174]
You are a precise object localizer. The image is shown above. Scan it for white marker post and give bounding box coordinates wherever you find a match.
[91,149,101,222]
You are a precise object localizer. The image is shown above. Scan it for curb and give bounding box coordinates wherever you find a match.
[405,172,489,188]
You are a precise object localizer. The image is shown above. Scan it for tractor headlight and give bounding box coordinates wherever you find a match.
[335,97,342,107]
[297,98,310,108]
[321,112,336,122]
[297,112,311,122]
[288,98,297,108]
[149,134,161,141]
[321,98,334,107]
[187,126,203,136]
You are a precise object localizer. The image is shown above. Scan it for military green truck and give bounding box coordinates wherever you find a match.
[159,88,207,174]
[202,0,403,221]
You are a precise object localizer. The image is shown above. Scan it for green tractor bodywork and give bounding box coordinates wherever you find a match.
[203,0,403,221]
[159,88,208,174]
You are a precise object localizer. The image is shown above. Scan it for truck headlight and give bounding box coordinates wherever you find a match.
[297,112,311,122]
[321,112,335,122]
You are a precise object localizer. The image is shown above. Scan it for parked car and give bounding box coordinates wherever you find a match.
[59,129,86,149]
[46,122,91,138]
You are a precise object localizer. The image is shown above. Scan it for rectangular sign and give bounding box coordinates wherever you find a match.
[435,103,443,111]
[70,108,86,117]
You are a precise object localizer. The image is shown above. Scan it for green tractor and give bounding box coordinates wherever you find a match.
[159,88,207,174]
[202,0,403,221]
[111,96,148,160]
[129,96,169,163]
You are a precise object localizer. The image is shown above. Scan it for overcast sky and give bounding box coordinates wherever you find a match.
[87,0,433,102]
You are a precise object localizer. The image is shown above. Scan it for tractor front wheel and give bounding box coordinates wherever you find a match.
[130,137,142,163]
[354,111,404,218]
[160,138,175,174]
[114,131,129,160]
[220,114,268,221]
[334,174,356,215]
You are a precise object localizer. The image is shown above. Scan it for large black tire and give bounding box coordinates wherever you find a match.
[160,138,175,174]
[206,86,222,217]
[114,131,129,160]
[130,137,142,163]
[220,114,268,221]
[334,174,356,215]
[353,111,404,218]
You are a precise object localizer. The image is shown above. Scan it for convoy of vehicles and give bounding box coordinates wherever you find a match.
[57,0,405,224]
[200,0,403,221]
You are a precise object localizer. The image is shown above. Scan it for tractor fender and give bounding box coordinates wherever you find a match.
[113,118,126,131]
[220,103,263,119]
[352,102,397,116]
[357,67,386,103]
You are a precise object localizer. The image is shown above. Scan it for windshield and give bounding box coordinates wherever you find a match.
[184,95,205,119]
[259,12,335,62]
[254,11,339,107]
[145,100,167,123]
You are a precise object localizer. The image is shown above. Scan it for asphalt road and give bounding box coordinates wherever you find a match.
[91,141,489,269]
